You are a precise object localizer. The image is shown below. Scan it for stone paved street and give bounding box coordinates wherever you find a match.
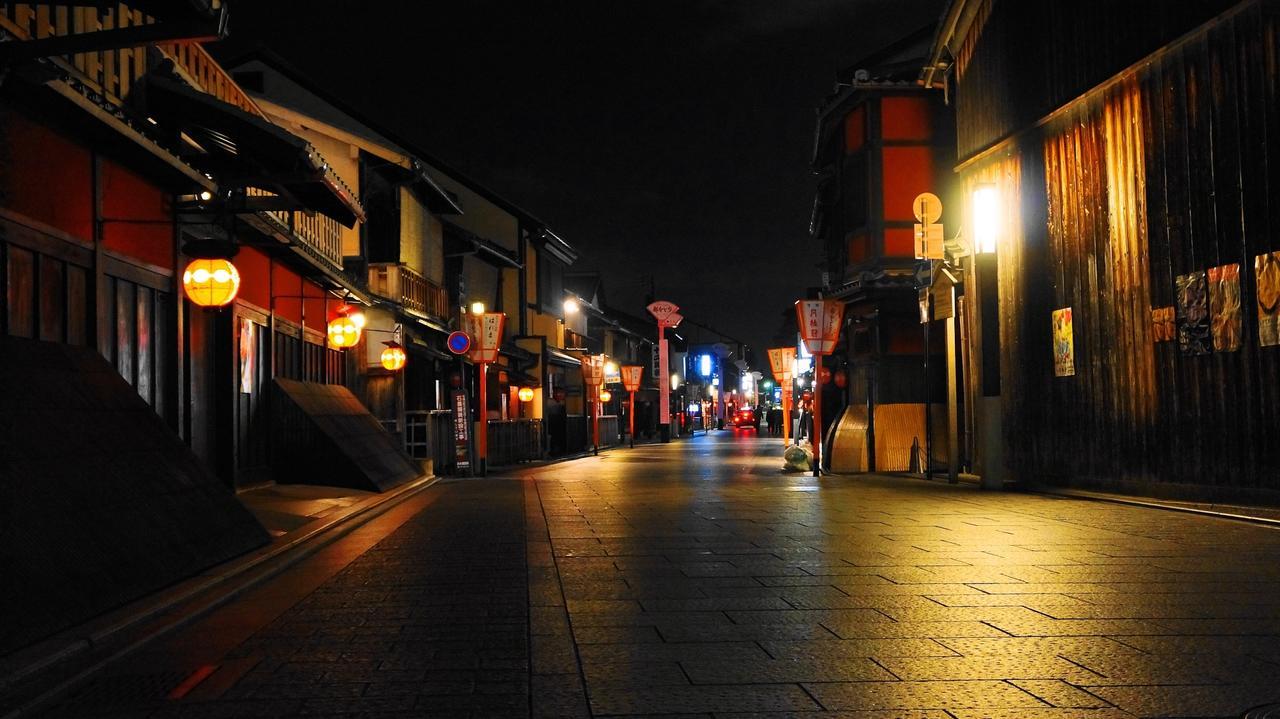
[39,432,1280,718]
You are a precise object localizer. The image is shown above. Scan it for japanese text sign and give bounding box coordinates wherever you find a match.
[621,365,643,393]
[582,354,605,387]
[795,299,844,356]
[766,347,795,382]
[647,300,679,326]
[465,312,505,363]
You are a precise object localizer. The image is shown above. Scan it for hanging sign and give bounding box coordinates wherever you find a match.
[452,389,471,469]
[1257,251,1280,347]
[646,300,679,325]
[795,299,844,356]
[1208,263,1242,352]
[465,312,505,363]
[604,361,621,385]
[912,192,944,260]
[447,331,472,355]
[582,354,605,388]
[621,365,644,393]
[766,347,795,382]
[658,338,670,421]
[662,311,684,329]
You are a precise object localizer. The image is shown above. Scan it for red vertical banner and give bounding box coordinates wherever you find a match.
[646,301,682,439]
[658,337,669,425]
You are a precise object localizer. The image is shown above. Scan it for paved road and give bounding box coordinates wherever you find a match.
[40,431,1280,718]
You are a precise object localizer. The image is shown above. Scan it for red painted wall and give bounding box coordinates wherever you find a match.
[0,110,93,241]
[881,97,933,141]
[101,159,172,269]
[881,146,935,222]
[268,259,328,331]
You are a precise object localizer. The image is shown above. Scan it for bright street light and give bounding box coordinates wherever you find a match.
[973,183,1000,254]
[469,301,486,314]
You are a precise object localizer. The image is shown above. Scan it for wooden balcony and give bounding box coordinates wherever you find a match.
[244,187,345,270]
[368,263,448,321]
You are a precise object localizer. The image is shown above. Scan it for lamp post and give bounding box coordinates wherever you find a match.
[646,301,681,442]
[795,299,845,477]
[621,365,643,448]
[970,182,1003,490]
[766,347,796,444]
[582,354,605,455]
[465,311,505,476]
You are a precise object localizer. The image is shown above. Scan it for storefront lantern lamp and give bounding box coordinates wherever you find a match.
[973,183,1000,254]
[327,305,362,348]
[380,340,406,371]
[182,258,240,307]
[599,389,612,403]
[469,301,486,314]
[518,387,535,403]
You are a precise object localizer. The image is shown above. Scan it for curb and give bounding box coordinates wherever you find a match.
[0,474,439,717]
[1027,486,1280,529]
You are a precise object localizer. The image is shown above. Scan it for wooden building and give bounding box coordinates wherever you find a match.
[925,0,1280,499]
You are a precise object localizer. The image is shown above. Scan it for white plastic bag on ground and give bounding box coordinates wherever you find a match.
[783,442,813,472]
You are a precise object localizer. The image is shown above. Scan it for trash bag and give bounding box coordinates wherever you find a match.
[783,442,813,472]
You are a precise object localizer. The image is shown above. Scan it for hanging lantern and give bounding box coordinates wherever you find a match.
[380,340,406,371]
[518,387,535,402]
[834,369,848,388]
[553,387,567,402]
[818,367,832,385]
[599,389,612,403]
[327,305,362,348]
[182,258,240,307]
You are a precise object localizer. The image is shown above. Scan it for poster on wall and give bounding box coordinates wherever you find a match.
[239,319,255,394]
[1208,263,1242,352]
[1175,271,1211,356]
[1151,306,1175,343]
[1257,251,1280,347]
[1052,307,1074,377]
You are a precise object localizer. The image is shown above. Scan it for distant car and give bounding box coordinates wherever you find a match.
[730,407,757,429]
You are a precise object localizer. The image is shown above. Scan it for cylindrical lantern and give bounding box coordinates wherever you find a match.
[182,258,240,307]
[380,341,406,371]
[599,389,612,402]
[834,369,848,388]
[327,306,362,348]
[518,387,534,402]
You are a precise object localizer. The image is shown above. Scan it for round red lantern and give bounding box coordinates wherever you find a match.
[834,370,848,388]
[818,367,832,385]
[380,341,406,371]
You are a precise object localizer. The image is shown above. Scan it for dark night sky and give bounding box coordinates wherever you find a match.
[217,1,944,353]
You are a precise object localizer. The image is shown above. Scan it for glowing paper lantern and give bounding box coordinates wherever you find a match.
[599,389,612,402]
[380,341,406,371]
[327,306,362,348]
[182,258,240,307]
[518,387,535,402]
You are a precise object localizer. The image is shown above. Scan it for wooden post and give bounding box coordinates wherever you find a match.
[812,354,823,477]
[478,361,488,475]
[629,390,635,448]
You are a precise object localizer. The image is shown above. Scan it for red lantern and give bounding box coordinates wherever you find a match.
[818,367,832,385]
[801,390,813,401]
[553,387,567,402]
[834,370,848,388]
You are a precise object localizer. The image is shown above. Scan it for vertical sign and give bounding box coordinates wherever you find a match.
[658,338,669,423]
[646,301,681,436]
[794,299,844,477]
[1052,307,1075,377]
[452,389,471,470]
[239,318,255,394]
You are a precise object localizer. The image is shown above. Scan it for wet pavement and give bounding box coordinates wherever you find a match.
[38,431,1280,718]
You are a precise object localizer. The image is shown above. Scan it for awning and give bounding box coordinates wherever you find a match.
[443,223,522,269]
[547,347,585,368]
[138,74,365,227]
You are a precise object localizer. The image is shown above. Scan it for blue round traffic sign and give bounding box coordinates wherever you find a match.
[447,331,471,355]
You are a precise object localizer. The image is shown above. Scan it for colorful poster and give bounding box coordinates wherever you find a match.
[1208,263,1242,352]
[239,318,255,394]
[1257,251,1280,347]
[1175,271,1211,356]
[1052,307,1074,377]
[1151,306,1176,343]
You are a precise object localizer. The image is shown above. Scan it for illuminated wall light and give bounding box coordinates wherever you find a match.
[670,373,680,390]
[380,341,406,371]
[563,298,579,314]
[973,183,1000,254]
[469,301,486,314]
[327,306,362,348]
[599,389,612,402]
[518,387,535,402]
[182,258,240,307]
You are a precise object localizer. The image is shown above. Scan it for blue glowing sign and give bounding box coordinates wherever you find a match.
[698,354,712,377]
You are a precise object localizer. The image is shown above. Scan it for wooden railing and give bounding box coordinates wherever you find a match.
[246,187,344,270]
[486,418,543,466]
[368,262,448,320]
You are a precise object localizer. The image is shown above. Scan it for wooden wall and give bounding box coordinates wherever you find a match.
[967,1,1280,495]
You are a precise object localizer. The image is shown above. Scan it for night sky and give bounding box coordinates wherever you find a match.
[217,1,944,353]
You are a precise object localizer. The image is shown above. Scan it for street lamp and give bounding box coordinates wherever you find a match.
[327,305,363,348]
[469,301,486,315]
[563,298,579,314]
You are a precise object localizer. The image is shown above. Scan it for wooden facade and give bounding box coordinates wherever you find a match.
[947,0,1280,497]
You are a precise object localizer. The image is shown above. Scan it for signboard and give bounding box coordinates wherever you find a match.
[465,312,505,363]
[912,192,942,224]
[658,338,670,423]
[582,354,605,387]
[663,311,684,329]
[1053,307,1075,377]
[604,362,621,385]
[795,299,845,355]
[447,331,471,355]
[912,192,944,260]
[239,318,255,394]
[646,300,679,325]
[452,389,471,469]
[621,365,643,393]
[766,347,795,382]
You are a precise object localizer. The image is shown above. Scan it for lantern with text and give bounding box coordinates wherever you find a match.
[646,300,681,442]
[766,347,796,443]
[621,365,644,448]
[380,340,406,371]
[582,353,605,454]
[794,299,845,477]
[182,258,240,308]
[465,311,506,475]
[327,305,363,348]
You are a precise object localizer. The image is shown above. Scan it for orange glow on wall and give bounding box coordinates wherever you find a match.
[102,160,172,268]
[881,97,933,141]
[844,106,866,153]
[882,146,935,221]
